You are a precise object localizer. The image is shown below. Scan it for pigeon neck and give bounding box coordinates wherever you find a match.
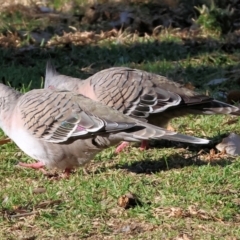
[0,88,21,112]
[0,88,21,133]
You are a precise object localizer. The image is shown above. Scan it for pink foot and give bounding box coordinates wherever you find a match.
[18,161,47,174]
[18,161,45,169]
[139,140,149,151]
[115,141,130,153]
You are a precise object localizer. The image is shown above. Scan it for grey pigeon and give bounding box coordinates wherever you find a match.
[0,83,209,175]
[45,61,240,152]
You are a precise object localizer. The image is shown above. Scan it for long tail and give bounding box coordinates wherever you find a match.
[134,126,210,144]
[185,99,240,116]
[114,121,210,145]
[204,100,240,115]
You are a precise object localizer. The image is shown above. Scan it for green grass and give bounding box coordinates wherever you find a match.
[0,1,240,239]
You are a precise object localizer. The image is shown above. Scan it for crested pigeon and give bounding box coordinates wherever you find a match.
[45,61,240,152]
[0,83,209,175]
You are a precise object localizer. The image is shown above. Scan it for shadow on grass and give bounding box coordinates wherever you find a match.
[113,153,233,174]
[110,135,235,174]
[88,138,234,175]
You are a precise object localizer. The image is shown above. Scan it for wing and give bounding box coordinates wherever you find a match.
[87,67,182,119]
[17,89,210,145]
[45,63,240,118]
[88,67,223,118]
[17,89,139,143]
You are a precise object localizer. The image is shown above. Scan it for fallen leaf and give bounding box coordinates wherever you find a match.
[6,205,38,219]
[168,207,183,217]
[10,211,37,218]
[216,133,240,156]
[36,200,61,209]
[204,148,228,161]
[187,205,222,222]
[32,187,46,194]
[0,138,11,145]
[117,192,141,209]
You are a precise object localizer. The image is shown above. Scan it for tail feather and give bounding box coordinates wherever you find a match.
[190,100,240,116]
[45,60,59,89]
[159,132,210,144]
[109,119,210,144]
[131,122,210,144]
[114,130,209,144]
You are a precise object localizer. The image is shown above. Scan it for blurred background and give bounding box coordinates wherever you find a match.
[0,0,239,98]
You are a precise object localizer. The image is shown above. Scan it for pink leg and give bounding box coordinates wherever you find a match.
[18,161,45,169]
[18,161,47,174]
[139,140,149,151]
[115,141,130,153]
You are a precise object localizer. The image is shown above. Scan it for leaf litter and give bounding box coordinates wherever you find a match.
[0,138,11,145]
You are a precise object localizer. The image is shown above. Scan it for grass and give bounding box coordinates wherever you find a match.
[0,1,240,239]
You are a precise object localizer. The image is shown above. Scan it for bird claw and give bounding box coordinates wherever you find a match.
[115,141,130,153]
[115,140,149,153]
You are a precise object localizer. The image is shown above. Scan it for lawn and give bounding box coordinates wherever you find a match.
[0,1,240,239]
